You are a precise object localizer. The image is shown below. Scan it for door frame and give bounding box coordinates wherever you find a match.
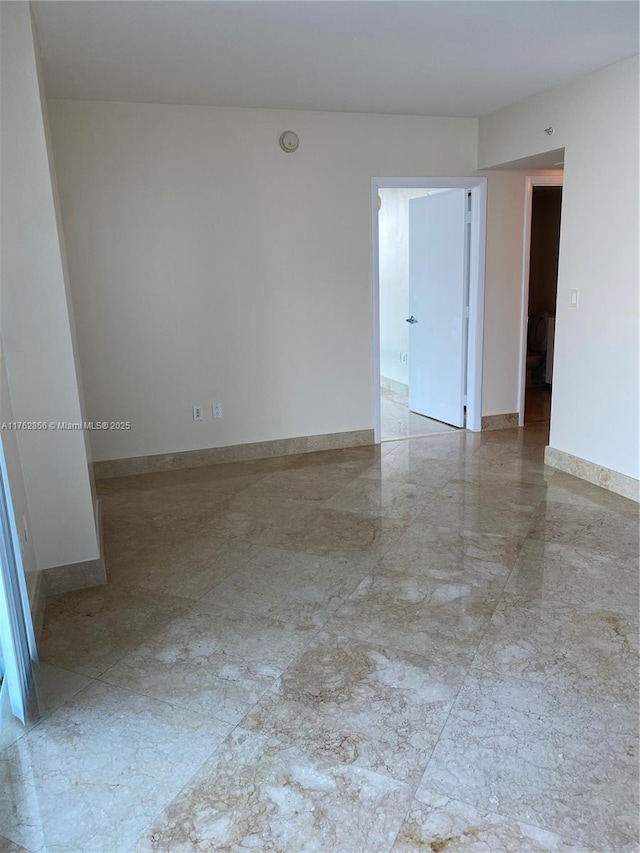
[0,437,37,725]
[518,175,564,426]
[371,177,487,442]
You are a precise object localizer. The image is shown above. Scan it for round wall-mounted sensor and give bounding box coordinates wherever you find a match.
[279,131,299,153]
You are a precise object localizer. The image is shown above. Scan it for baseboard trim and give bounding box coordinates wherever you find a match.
[42,500,107,596]
[94,429,375,480]
[380,376,408,395]
[43,555,107,598]
[545,446,640,503]
[481,413,519,431]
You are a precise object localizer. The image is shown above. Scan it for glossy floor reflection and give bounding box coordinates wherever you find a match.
[381,384,458,440]
[1,425,638,852]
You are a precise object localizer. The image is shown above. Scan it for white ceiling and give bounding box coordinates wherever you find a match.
[32,1,639,118]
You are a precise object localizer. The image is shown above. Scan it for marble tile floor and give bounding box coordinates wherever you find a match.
[525,384,552,424]
[1,426,638,852]
[381,384,459,441]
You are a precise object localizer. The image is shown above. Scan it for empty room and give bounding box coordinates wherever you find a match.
[0,1,638,851]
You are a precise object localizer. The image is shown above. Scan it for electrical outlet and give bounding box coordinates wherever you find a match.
[192,404,204,421]
[212,402,223,419]
[400,352,408,365]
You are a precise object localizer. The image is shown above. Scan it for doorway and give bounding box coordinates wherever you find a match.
[519,176,563,426]
[371,177,487,443]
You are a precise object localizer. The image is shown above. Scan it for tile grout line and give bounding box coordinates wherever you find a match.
[383,523,531,846]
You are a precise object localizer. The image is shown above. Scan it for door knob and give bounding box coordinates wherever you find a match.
[406,316,418,324]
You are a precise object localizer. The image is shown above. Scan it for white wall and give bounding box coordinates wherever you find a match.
[480,170,532,417]
[378,188,431,386]
[480,56,639,480]
[48,99,544,461]
[48,100,484,460]
[0,4,99,569]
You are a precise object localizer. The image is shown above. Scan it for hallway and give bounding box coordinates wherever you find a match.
[1,426,638,852]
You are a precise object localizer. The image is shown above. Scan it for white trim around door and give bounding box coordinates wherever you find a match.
[518,174,564,427]
[371,177,487,442]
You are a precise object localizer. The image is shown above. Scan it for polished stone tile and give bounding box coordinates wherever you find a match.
[419,671,638,850]
[101,506,216,559]
[324,573,498,666]
[156,466,267,493]
[360,450,463,489]
[30,428,640,851]
[392,788,592,852]
[528,500,640,558]
[200,495,317,546]
[101,605,316,725]
[100,474,250,518]
[288,444,388,472]
[378,523,520,587]
[134,727,413,853]
[0,663,92,751]
[504,539,639,614]
[414,490,539,539]
[542,470,639,516]
[380,386,460,442]
[387,430,482,463]
[39,584,192,677]
[241,632,465,786]
[0,837,31,853]
[322,477,437,522]
[440,477,548,508]
[102,494,313,559]
[100,481,234,517]
[0,682,230,853]
[234,463,362,503]
[479,424,549,448]
[382,413,450,442]
[196,548,368,628]
[472,440,547,466]
[106,538,262,600]
[472,592,638,704]
[454,457,552,488]
[271,507,408,562]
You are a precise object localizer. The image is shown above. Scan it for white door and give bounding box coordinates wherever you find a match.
[408,190,467,427]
